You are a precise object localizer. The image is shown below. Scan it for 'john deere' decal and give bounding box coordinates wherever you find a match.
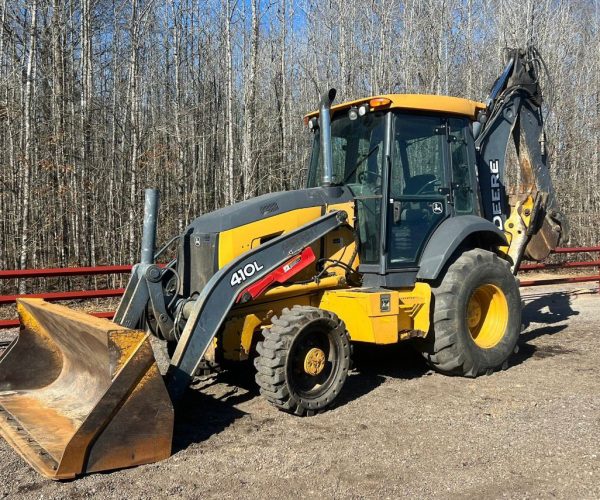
[489,159,503,230]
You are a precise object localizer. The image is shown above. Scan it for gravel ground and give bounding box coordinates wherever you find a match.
[0,283,599,499]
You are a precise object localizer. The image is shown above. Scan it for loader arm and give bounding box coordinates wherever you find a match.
[167,209,348,400]
[113,205,350,401]
[475,47,567,271]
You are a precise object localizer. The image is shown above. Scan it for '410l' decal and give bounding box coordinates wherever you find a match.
[230,261,264,287]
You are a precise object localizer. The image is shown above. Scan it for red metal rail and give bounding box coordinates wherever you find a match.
[0,248,598,330]
[0,265,132,279]
[551,246,600,254]
[0,265,129,329]
[519,246,600,290]
[519,259,600,270]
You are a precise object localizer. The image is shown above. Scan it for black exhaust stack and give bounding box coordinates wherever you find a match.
[140,188,159,264]
[319,88,336,187]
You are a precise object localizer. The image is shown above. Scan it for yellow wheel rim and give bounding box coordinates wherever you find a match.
[467,284,508,349]
[303,347,326,376]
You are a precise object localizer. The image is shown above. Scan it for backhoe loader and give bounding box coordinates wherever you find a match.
[0,47,565,479]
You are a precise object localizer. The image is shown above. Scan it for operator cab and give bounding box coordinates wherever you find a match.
[307,95,482,286]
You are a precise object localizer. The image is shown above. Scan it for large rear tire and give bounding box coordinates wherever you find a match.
[254,306,351,416]
[417,248,521,377]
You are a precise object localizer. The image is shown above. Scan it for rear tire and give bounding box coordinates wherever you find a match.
[417,248,521,377]
[254,306,351,416]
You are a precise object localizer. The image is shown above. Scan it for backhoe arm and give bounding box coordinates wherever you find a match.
[475,47,567,271]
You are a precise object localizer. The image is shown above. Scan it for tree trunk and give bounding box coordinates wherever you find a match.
[128,0,140,263]
[18,0,38,292]
[224,0,235,205]
[241,0,259,199]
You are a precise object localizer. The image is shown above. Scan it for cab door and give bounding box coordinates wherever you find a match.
[387,113,450,267]
[448,117,478,216]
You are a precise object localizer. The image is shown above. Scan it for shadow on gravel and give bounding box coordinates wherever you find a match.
[511,291,580,366]
[173,380,252,453]
[351,342,429,379]
[332,343,430,410]
[172,344,432,442]
[522,291,580,332]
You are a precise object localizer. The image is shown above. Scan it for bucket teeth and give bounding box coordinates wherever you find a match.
[0,299,173,480]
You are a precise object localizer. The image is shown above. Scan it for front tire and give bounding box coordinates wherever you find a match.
[254,306,351,416]
[417,248,521,377]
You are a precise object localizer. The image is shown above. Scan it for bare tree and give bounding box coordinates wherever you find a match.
[224,0,235,205]
[0,0,598,286]
[241,0,259,199]
[18,0,38,292]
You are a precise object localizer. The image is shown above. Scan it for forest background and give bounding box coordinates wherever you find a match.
[0,0,598,274]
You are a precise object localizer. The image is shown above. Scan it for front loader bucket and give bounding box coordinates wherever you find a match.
[0,299,173,480]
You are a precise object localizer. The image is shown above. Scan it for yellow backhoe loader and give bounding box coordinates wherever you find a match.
[0,47,565,479]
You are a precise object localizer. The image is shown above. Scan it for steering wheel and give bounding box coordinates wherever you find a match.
[357,171,382,184]
[357,171,383,195]
[415,178,440,195]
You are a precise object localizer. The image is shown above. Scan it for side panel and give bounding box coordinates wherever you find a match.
[218,207,323,268]
[221,281,431,358]
[320,289,400,344]
[416,215,507,280]
[318,284,431,345]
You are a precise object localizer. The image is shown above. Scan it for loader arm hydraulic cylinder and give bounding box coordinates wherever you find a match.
[167,209,349,401]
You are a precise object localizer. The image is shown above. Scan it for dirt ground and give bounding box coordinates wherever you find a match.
[0,282,599,499]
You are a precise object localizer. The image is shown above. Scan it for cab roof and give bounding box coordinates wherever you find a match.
[305,94,486,121]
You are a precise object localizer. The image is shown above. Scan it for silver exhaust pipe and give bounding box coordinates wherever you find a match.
[319,88,336,187]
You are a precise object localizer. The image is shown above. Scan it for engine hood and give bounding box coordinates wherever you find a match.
[176,186,353,297]
[185,186,353,234]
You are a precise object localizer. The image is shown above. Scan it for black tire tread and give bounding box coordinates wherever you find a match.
[419,248,520,377]
[254,305,351,416]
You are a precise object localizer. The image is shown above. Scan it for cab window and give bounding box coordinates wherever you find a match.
[448,118,475,215]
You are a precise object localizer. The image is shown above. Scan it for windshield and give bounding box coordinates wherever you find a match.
[307,111,386,191]
[307,111,386,265]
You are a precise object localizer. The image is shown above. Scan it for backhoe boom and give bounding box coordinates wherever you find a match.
[475,47,566,269]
